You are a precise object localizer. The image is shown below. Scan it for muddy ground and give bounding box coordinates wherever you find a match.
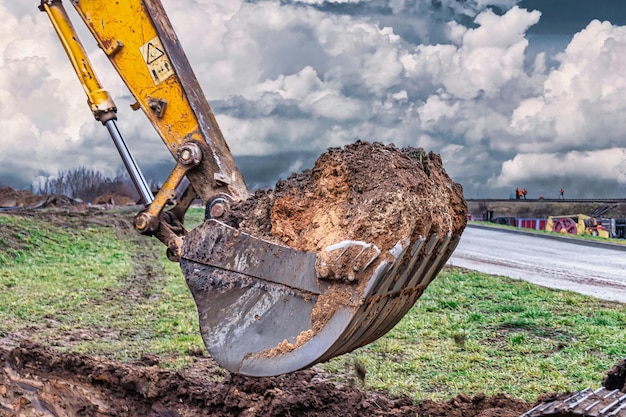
[0,188,77,210]
[0,187,134,209]
[0,339,533,417]
[0,142,613,416]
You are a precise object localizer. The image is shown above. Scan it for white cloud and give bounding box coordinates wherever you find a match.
[1,0,625,199]
[418,95,459,127]
[256,66,366,121]
[493,149,626,186]
[424,7,541,100]
[510,20,626,152]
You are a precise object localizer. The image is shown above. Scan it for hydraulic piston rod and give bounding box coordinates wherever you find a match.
[105,119,154,205]
[40,0,153,205]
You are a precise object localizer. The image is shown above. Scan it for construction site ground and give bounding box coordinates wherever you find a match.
[1,205,624,416]
[0,211,538,415]
[1,145,624,415]
[1,338,532,417]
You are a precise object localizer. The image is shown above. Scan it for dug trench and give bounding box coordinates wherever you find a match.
[0,141,604,416]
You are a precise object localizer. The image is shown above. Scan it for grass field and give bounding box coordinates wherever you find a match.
[1,207,625,402]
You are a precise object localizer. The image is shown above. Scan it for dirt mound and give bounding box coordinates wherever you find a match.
[0,340,533,417]
[225,141,466,278]
[92,192,137,206]
[0,187,77,209]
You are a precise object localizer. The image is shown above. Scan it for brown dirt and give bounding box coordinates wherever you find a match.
[92,193,137,206]
[225,141,466,263]
[225,141,466,297]
[603,358,626,392]
[0,340,533,417]
[222,141,467,355]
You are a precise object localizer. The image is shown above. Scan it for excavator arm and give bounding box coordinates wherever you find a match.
[40,0,465,377]
[40,0,249,260]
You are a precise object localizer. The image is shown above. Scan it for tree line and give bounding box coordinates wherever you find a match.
[33,167,159,203]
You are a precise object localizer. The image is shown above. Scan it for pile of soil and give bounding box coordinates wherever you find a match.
[211,141,468,357]
[0,340,533,417]
[0,187,77,209]
[603,359,626,392]
[225,141,467,282]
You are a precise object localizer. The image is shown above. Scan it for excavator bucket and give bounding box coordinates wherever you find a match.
[181,217,462,376]
[45,0,467,377]
[177,141,467,376]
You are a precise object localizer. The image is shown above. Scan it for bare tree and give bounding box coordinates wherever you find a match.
[35,167,144,203]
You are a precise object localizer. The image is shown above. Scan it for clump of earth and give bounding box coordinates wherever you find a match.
[201,141,468,358]
[603,358,626,392]
[224,140,467,281]
[92,192,137,206]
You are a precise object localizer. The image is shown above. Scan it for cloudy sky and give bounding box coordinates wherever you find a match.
[1,0,626,199]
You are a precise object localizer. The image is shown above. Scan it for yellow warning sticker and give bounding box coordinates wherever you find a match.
[139,37,174,85]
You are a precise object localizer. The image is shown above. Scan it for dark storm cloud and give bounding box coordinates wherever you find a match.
[256,0,522,44]
[235,151,321,189]
[520,0,626,35]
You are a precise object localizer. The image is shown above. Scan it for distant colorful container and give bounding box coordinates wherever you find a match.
[515,218,547,230]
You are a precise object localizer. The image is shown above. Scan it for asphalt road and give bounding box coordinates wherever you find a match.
[447,224,626,303]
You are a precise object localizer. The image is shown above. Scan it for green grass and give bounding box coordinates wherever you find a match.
[0,214,130,320]
[0,209,204,366]
[320,269,626,401]
[1,208,625,402]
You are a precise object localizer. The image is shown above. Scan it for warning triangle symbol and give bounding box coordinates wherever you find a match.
[146,42,165,64]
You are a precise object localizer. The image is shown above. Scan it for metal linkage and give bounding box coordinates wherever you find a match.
[105,120,153,205]
[41,0,153,206]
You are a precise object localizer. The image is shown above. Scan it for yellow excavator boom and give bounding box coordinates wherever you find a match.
[40,0,249,260]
